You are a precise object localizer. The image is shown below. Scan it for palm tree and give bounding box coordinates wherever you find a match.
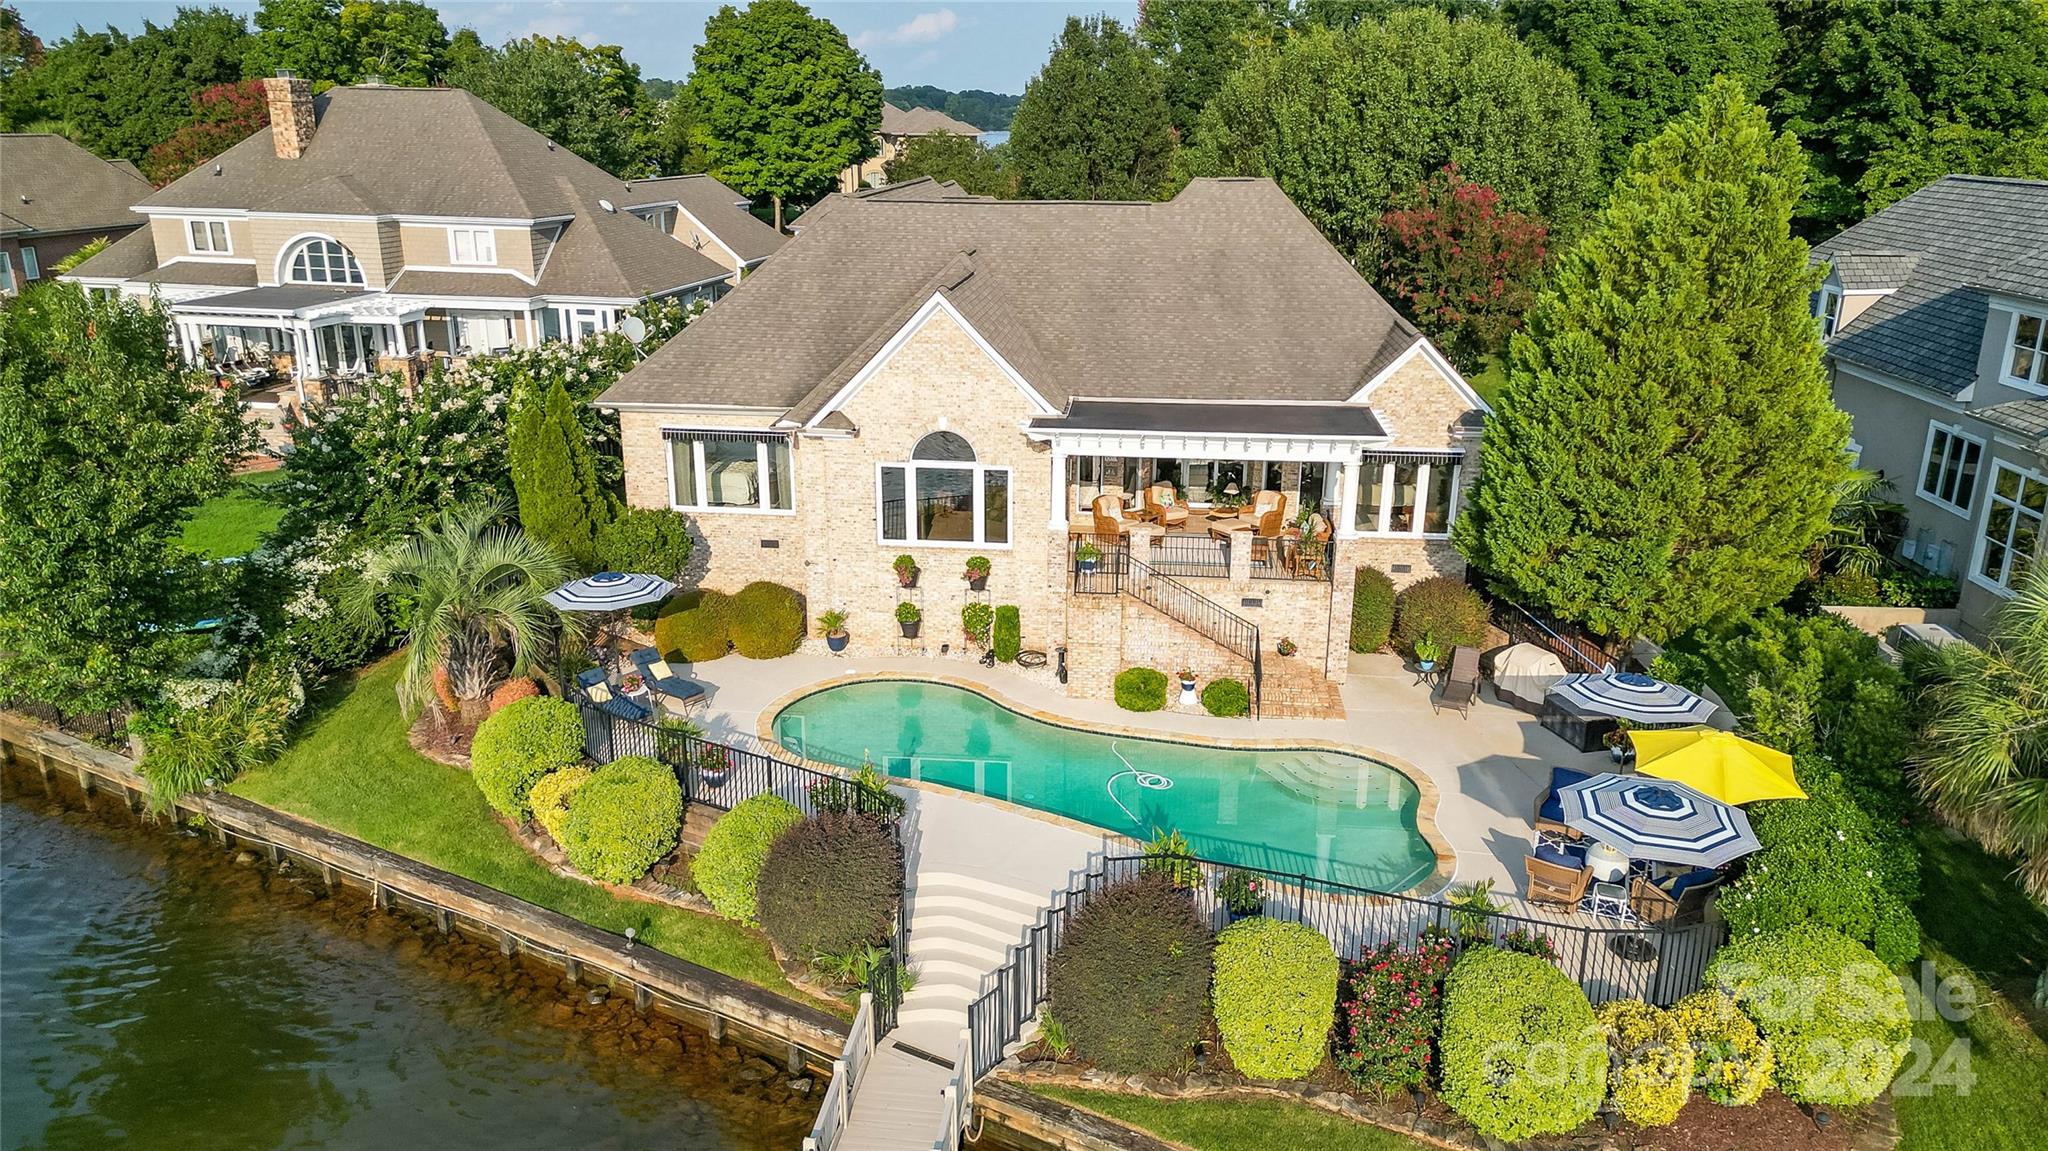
[349,499,574,720]
[1908,567,2048,901]
[1813,468,1905,579]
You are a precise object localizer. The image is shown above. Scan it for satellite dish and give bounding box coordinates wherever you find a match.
[619,315,647,344]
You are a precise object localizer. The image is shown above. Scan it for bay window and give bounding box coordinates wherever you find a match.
[666,430,792,513]
[1354,452,1460,536]
[1976,462,2046,591]
[1919,422,1983,513]
[879,431,1009,546]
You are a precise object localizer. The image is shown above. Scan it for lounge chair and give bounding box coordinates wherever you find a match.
[1091,493,1136,543]
[1533,765,1594,843]
[1629,868,1718,927]
[575,667,651,722]
[1140,483,1188,529]
[629,646,707,715]
[1526,840,1591,909]
[1435,645,1482,717]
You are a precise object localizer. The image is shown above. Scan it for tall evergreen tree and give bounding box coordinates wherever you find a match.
[1008,15,1175,201]
[1136,0,1279,149]
[1454,78,1849,643]
[507,377,609,574]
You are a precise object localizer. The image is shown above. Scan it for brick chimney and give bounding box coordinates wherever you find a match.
[263,73,316,160]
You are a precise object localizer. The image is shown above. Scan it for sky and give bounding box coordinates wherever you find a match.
[16,1,1143,94]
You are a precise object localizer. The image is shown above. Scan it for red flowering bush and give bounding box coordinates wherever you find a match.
[142,81,270,185]
[1335,932,1455,1090]
[1378,164,1548,370]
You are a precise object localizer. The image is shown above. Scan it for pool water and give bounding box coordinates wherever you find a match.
[772,680,1439,891]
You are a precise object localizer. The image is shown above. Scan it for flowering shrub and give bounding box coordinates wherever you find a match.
[142,80,269,184]
[1595,999,1694,1127]
[1378,163,1548,368]
[1335,933,1455,1090]
[1705,925,1910,1107]
[1669,989,1773,1106]
[1212,917,1338,1080]
[529,765,593,843]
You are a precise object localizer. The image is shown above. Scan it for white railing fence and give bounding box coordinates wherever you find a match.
[930,1027,973,1151]
[802,992,877,1151]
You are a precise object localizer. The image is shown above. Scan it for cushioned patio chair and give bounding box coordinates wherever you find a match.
[1091,493,1136,543]
[1629,868,1719,927]
[1533,765,1595,843]
[629,646,706,715]
[1140,483,1189,529]
[1525,841,1591,909]
[1248,489,1284,523]
[1249,505,1288,568]
[1435,645,1482,717]
[575,666,651,722]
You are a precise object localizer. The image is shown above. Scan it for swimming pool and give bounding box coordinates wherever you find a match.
[771,680,1442,891]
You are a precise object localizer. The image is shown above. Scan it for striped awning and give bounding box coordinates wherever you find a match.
[1548,670,1716,725]
[1557,774,1759,868]
[544,571,674,612]
[661,427,788,443]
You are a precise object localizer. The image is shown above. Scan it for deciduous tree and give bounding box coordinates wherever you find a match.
[243,0,447,86]
[446,34,642,176]
[1378,164,1548,370]
[884,133,1013,198]
[141,78,269,184]
[1455,79,1849,643]
[1136,0,1279,148]
[1008,15,1174,201]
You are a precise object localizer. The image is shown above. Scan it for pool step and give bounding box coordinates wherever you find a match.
[1254,753,1404,809]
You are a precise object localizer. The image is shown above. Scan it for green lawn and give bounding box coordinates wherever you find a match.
[1032,1087,1426,1151]
[1896,823,2048,1151]
[182,471,284,558]
[231,656,800,998]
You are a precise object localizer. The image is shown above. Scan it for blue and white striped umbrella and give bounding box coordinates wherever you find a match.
[1556,774,1758,868]
[1547,669,1716,725]
[544,571,674,612]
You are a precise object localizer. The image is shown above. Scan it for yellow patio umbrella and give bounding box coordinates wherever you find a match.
[1629,726,1806,805]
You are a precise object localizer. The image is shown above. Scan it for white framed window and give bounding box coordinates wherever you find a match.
[1816,287,1842,337]
[878,431,1010,547]
[1353,452,1461,536]
[186,219,231,254]
[1974,462,2047,592]
[284,238,364,284]
[666,431,793,514]
[448,227,497,266]
[1918,422,1984,515]
[19,246,37,280]
[2005,310,2047,389]
[0,252,14,293]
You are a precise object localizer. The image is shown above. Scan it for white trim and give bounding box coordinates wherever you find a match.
[1338,453,1462,541]
[446,225,499,268]
[1030,428,1387,461]
[873,459,1015,550]
[1967,458,2048,597]
[1346,338,1491,414]
[662,430,797,516]
[1915,420,1986,519]
[160,254,257,267]
[180,216,234,256]
[1816,286,1843,337]
[805,292,1058,428]
[18,245,38,280]
[273,231,366,286]
[1998,306,2048,394]
[134,207,574,228]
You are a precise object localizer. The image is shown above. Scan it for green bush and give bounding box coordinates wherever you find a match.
[1212,918,1337,1080]
[1114,667,1168,712]
[1350,566,1396,652]
[1595,1000,1694,1128]
[595,505,695,581]
[757,813,903,966]
[1392,575,1489,653]
[1045,874,1214,1074]
[529,764,593,843]
[1439,948,1605,1142]
[1670,989,1774,1106]
[993,605,1021,662]
[470,696,584,821]
[962,602,993,647]
[1200,677,1250,717]
[729,581,804,658]
[1813,569,1884,606]
[1706,924,1910,1107]
[558,756,683,884]
[691,793,804,923]
[136,655,302,812]
[653,589,734,663]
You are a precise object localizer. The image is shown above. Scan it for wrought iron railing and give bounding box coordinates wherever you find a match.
[1067,540,1263,715]
[1146,532,1232,579]
[1491,595,1609,673]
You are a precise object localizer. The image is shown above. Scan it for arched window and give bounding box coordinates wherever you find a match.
[913,430,976,462]
[284,238,365,285]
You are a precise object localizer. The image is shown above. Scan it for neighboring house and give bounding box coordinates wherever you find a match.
[0,133,152,295]
[839,102,982,192]
[64,77,734,408]
[622,173,785,279]
[597,177,1486,715]
[1814,175,2048,635]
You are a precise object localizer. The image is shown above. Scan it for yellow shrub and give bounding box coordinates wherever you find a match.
[1670,990,1773,1107]
[1595,999,1695,1127]
[529,765,593,844]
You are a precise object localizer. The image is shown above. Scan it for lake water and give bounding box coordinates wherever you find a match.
[0,770,814,1151]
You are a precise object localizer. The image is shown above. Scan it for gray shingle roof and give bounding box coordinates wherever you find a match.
[599,178,1425,416]
[66,225,158,280]
[138,260,257,288]
[1974,398,2048,447]
[1828,251,1920,292]
[0,133,152,238]
[881,103,981,138]
[1812,175,2048,395]
[1976,245,2048,301]
[625,174,786,263]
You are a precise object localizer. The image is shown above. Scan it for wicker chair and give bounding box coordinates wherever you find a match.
[1526,843,1591,909]
[1092,493,1135,542]
[1629,870,1719,926]
[1141,483,1189,528]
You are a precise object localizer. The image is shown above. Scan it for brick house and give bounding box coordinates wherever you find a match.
[0,133,152,295]
[839,102,982,192]
[597,178,1487,715]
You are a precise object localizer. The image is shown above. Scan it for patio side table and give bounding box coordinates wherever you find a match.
[1584,881,1632,924]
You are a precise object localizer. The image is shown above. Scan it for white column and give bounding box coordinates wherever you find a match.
[1048,445,1070,529]
[1337,458,1362,536]
[389,319,408,356]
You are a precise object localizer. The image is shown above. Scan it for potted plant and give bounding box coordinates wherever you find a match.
[1177,667,1198,694]
[1216,869,1264,921]
[1414,634,1444,674]
[693,742,731,788]
[896,601,922,638]
[619,671,645,695]
[893,554,919,588]
[964,555,991,591]
[1275,636,1298,657]
[818,609,850,653]
[1075,539,1101,574]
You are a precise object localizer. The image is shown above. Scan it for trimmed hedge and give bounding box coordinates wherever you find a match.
[1595,999,1694,1128]
[1200,677,1250,717]
[691,793,804,924]
[1670,989,1773,1106]
[1439,947,1605,1142]
[1114,667,1168,712]
[730,581,804,659]
[1706,925,1910,1107]
[529,764,593,843]
[1212,917,1337,1080]
[1350,566,1396,652]
[757,813,903,965]
[1393,575,1489,653]
[993,605,1020,662]
[559,756,683,885]
[470,696,584,821]
[654,589,734,664]
[1046,874,1214,1073]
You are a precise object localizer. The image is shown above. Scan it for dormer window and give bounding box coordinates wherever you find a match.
[1816,287,1842,337]
[187,219,231,254]
[2006,310,2046,389]
[448,227,497,266]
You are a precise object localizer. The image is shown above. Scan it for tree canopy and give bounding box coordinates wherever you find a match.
[885,84,1020,131]
[1007,15,1175,201]
[686,0,883,228]
[445,34,643,176]
[0,7,248,161]
[883,133,1013,198]
[243,0,448,87]
[1455,79,1849,642]
[1186,8,1601,269]
[1136,0,1280,149]
[141,78,269,184]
